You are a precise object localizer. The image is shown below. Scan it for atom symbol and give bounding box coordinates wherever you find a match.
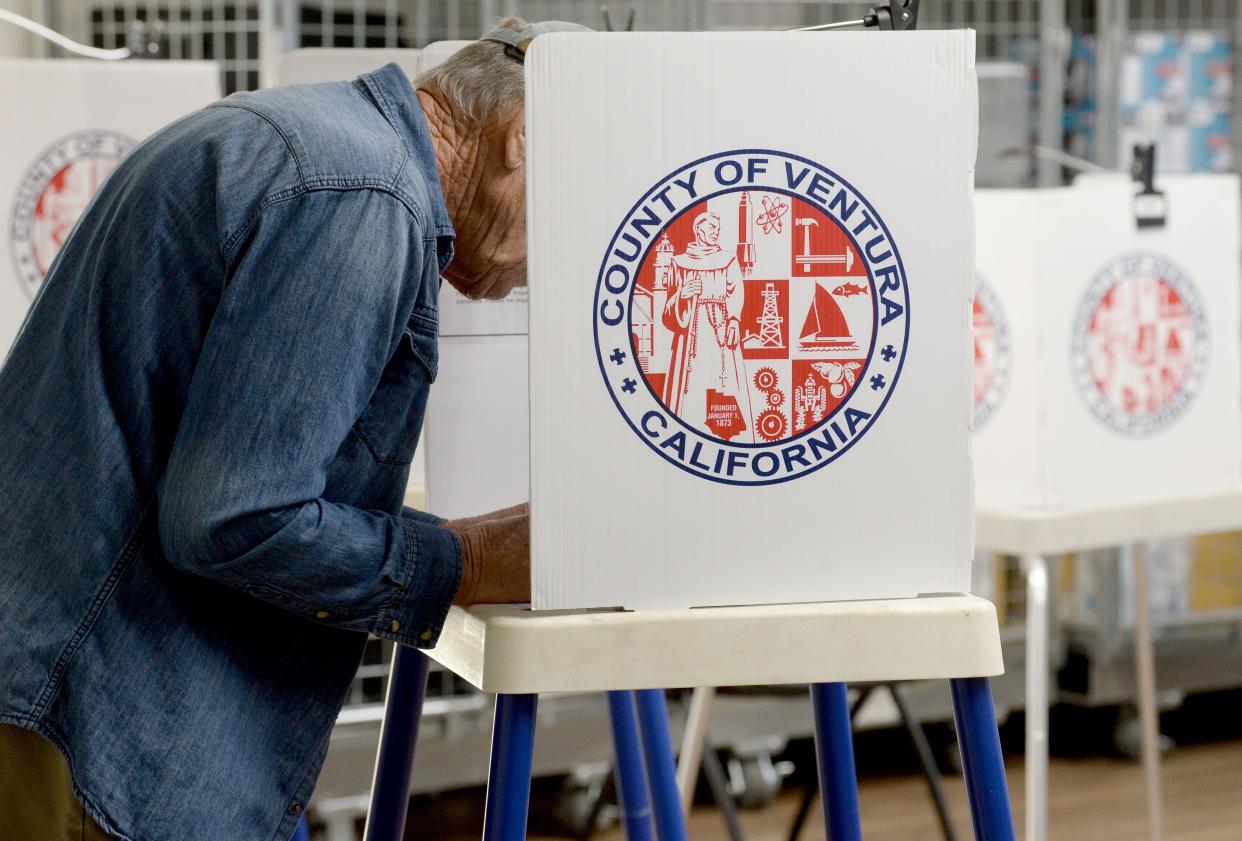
[756,195,789,235]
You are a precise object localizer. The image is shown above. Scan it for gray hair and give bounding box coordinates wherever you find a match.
[415,16,527,125]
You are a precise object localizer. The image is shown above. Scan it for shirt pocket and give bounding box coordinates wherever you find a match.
[353,310,438,466]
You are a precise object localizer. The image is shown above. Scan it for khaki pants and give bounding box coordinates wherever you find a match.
[0,724,114,841]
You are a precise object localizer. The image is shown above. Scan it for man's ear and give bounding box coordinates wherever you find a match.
[504,109,525,171]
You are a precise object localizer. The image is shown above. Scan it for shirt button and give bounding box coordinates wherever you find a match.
[389,619,401,632]
[419,629,433,642]
[289,801,303,816]
[315,610,330,620]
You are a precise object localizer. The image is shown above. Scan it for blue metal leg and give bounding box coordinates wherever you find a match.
[607,691,656,841]
[950,678,1017,841]
[810,683,863,841]
[363,647,431,841]
[482,693,539,841]
[633,689,689,841]
[291,815,311,841]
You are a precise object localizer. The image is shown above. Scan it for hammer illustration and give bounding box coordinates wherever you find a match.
[794,217,854,274]
[797,217,818,261]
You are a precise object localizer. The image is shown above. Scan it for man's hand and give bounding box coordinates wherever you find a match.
[444,503,530,605]
[680,278,703,299]
[724,318,740,349]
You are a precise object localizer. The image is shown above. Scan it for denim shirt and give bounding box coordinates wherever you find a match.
[0,65,462,841]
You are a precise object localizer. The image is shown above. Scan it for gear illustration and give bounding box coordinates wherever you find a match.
[756,409,788,442]
[767,388,786,408]
[753,367,779,392]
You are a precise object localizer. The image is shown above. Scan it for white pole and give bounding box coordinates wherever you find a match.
[676,686,716,817]
[1024,553,1049,841]
[1131,542,1164,841]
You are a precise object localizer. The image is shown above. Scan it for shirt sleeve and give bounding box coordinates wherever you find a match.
[157,187,461,649]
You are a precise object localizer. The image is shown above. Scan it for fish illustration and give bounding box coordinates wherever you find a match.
[831,282,869,298]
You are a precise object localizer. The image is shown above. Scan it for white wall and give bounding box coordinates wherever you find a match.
[0,0,38,58]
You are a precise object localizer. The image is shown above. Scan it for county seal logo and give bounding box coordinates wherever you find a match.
[593,149,910,486]
[1070,251,1210,437]
[973,276,1012,430]
[10,130,135,300]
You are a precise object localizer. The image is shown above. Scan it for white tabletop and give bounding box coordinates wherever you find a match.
[976,487,1242,556]
[425,594,1003,695]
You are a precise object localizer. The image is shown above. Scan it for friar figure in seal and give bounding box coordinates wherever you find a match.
[661,210,754,441]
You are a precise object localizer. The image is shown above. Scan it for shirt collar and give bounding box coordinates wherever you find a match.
[359,63,456,269]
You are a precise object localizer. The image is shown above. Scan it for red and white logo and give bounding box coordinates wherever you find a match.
[1070,252,1210,436]
[10,130,135,299]
[595,150,909,485]
[972,276,1011,430]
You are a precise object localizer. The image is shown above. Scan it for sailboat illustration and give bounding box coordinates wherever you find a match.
[798,283,858,352]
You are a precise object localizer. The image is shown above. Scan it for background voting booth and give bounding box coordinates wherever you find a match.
[0,59,219,355]
[974,176,1242,509]
[974,175,1242,841]
[363,29,1019,841]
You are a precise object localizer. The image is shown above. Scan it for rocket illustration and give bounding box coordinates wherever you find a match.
[737,191,755,278]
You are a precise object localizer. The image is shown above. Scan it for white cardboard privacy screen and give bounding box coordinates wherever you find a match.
[974,177,1242,508]
[0,60,219,355]
[415,40,533,520]
[276,48,422,86]
[528,32,978,610]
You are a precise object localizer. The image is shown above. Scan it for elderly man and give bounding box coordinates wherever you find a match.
[0,18,583,841]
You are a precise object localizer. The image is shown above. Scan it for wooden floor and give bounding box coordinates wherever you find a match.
[588,740,1242,841]
[406,737,1242,840]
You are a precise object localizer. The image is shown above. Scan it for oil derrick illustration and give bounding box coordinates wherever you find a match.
[744,282,785,350]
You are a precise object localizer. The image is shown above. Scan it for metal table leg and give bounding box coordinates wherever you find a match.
[699,732,745,841]
[362,647,431,841]
[1023,553,1049,841]
[810,683,862,841]
[1131,542,1164,841]
[608,691,656,841]
[482,694,540,841]
[635,689,690,841]
[950,677,1017,841]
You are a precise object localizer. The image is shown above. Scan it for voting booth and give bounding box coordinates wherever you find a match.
[0,60,219,355]
[367,30,1019,841]
[974,176,1242,841]
[974,177,1242,508]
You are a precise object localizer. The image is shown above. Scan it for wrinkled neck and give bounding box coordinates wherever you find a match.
[416,89,484,228]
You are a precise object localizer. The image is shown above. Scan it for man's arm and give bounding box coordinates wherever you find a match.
[157,188,462,647]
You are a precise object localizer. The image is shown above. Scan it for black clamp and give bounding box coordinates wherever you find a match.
[795,0,919,32]
[1130,143,1167,229]
[864,0,920,30]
